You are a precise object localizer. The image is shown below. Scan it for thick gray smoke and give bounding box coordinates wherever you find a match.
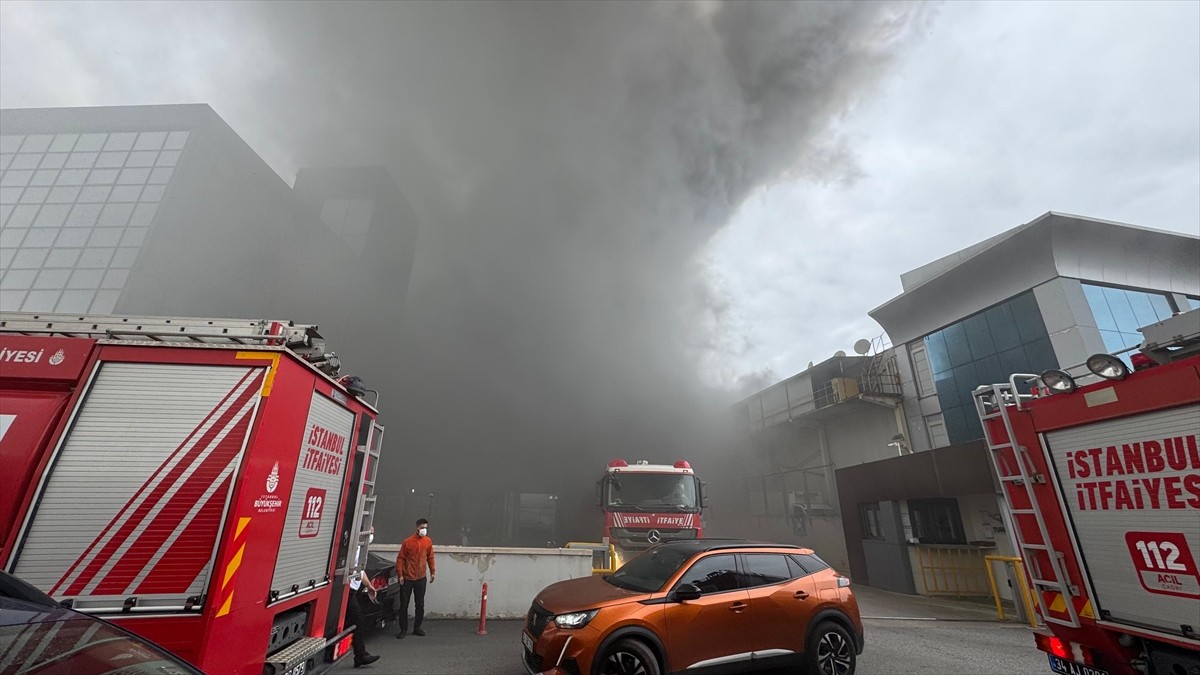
[2,1,928,541]
[215,0,928,542]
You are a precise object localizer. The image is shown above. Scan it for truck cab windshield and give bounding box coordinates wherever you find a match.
[604,474,698,511]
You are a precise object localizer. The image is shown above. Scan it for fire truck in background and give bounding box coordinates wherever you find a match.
[973,308,1200,675]
[0,313,384,675]
[598,459,707,563]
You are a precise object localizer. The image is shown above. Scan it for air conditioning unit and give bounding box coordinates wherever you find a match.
[831,377,860,402]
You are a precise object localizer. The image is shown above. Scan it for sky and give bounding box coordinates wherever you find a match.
[2,1,1198,540]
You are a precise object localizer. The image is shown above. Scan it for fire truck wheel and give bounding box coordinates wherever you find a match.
[597,638,660,675]
[804,621,855,675]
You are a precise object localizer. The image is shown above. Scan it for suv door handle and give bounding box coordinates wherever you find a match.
[729,602,747,613]
[793,591,809,600]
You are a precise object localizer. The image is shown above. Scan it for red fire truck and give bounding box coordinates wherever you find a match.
[973,308,1200,675]
[0,313,384,675]
[598,459,706,562]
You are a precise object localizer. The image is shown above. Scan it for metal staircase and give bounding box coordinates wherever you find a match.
[973,378,1080,628]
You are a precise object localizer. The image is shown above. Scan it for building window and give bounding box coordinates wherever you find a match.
[921,291,1056,445]
[0,129,188,313]
[910,344,935,397]
[1082,283,1174,363]
[860,502,884,540]
[925,413,949,449]
[908,498,966,545]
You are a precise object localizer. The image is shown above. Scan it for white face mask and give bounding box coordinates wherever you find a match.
[418,527,428,537]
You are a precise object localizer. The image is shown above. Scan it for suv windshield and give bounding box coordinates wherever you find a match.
[604,473,697,511]
[605,546,693,592]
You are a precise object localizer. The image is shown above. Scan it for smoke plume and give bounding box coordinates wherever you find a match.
[2,0,929,541]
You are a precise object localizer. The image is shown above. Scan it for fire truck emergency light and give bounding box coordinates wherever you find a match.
[608,459,628,468]
[1038,369,1077,394]
[1085,353,1130,381]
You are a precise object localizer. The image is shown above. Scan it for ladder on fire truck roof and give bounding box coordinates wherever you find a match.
[973,378,1080,629]
[0,312,339,373]
[0,312,316,345]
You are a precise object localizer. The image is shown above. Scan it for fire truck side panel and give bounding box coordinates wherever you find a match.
[0,335,98,561]
[194,354,359,674]
[1041,405,1200,638]
[269,388,354,597]
[9,358,266,617]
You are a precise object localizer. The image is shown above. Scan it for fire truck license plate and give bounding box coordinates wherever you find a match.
[1048,655,1108,675]
[283,663,307,675]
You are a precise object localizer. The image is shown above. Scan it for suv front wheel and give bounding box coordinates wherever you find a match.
[804,621,855,675]
[597,638,660,675]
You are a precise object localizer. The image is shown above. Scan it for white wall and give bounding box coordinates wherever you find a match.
[371,545,592,619]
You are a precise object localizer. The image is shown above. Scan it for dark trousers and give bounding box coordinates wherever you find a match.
[395,577,426,633]
[345,590,370,657]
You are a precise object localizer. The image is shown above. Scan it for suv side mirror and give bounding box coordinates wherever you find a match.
[672,583,702,602]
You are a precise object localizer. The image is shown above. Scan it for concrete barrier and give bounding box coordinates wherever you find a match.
[371,545,593,619]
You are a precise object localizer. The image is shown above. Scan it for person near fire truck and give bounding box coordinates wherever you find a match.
[346,527,381,667]
[395,518,436,639]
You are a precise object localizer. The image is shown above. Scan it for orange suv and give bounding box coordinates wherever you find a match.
[521,539,864,675]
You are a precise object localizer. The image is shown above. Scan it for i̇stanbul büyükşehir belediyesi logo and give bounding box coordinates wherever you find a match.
[267,462,280,493]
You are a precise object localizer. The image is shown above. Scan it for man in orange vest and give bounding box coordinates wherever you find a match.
[395,518,436,638]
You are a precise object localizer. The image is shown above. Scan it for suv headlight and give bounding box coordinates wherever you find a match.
[553,609,598,629]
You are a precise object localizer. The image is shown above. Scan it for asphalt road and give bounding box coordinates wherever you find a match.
[331,616,1049,675]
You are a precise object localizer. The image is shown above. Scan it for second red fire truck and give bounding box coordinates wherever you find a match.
[0,313,385,674]
[974,308,1200,675]
[598,459,706,563]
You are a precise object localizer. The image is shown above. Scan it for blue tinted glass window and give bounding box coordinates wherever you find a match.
[1084,284,1117,331]
[951,362,980,408]
[1126,292,1159,328]
[934,369,958,405]
[974,355,1004,390]
[964,314,996,361]
[1023,337,1057,374]
[942,323,973,368]
[1101,286,1138,333]
[985,303,1021,352]
[941,406,970,444]
[1099,330,1137,354]
[1010,292,1048,344]
[1150,294,1174,319]
[997,345,1027,377]
[921,291,1056,446]
[1187,297,1200,311]
[925,331,951,374]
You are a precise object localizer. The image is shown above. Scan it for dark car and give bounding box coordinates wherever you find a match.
[357,550,402,630]
[0,571,203,675]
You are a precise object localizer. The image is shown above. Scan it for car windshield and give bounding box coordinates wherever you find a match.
[604,473,697,511]
[605,546,693,593]
[0,604,195,675]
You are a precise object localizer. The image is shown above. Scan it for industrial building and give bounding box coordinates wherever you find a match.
[725,212,1199,598]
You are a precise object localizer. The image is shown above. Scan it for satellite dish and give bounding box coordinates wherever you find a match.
[853,339,871,355]
[834,350,847,358]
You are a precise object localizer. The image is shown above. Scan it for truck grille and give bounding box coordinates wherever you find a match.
[611,527,697,549]
[527,601,553,638]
